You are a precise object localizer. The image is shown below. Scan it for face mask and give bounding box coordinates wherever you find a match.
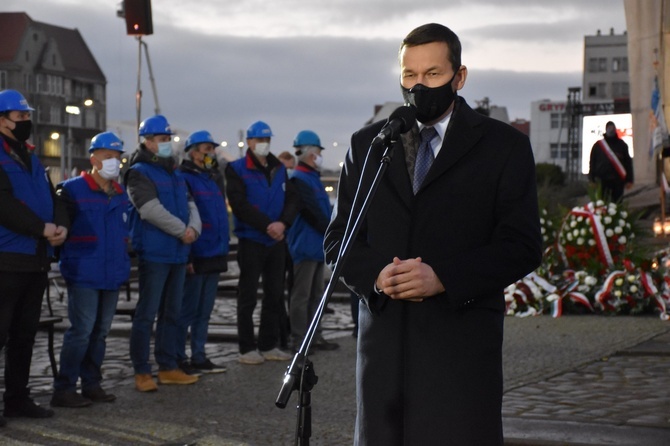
[401,72,458,124]
[313,153,323,169]
[98,158,121,180]
[203,153,216,170]
[156,141,173,158]
[8,119,32,142]
[254,142,270,157]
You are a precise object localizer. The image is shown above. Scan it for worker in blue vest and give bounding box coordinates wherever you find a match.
[225,121,300,365]
[287,130,339,353]
[176,130,229,375]
[51,132,130,408]
[124,115,201,392]
[0,89,69,425]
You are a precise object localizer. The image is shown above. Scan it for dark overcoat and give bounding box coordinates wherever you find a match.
[324,98,542,446]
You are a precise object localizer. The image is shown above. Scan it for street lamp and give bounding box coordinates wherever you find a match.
[64,100,93,179]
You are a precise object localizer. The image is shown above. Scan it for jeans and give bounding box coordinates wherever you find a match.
[236,238,285,354]
[130,260,186,374]
[289,261,325,347]
[54,286,119,392]
[177,272,219,363]
[0,271,47,405]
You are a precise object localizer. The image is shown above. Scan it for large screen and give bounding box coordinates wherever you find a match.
[581,113,634,175]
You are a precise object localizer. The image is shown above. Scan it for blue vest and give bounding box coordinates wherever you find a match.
[128,162,190,263]
[0,142,54,256]
[58,173,131,289]
[181,168,230,259]
[287,166,331,264]
[229,154,286,246]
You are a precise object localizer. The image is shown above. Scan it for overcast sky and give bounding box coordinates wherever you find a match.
[4,0,627,169]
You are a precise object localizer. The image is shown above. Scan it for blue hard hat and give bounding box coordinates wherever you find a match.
[293,130,323,149]
[184,130,219,151]
[138,114,174,136]
[89,132,124,153]
[0,89,34,113]
[246,121,273,139]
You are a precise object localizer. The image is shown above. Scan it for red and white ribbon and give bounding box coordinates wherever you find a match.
[558,203,614,269]
[597,139,627,180]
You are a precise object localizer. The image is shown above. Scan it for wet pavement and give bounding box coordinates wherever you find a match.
[1,279,669,445]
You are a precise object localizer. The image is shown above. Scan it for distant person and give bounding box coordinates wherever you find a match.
[224,121,299,364]
[124,115,201,391]
[176,130,229,375]
[51,132,129,408]
[588,121,633,202]
[0,89,69,425]
[324,24,542,444]
[287,130,338,353]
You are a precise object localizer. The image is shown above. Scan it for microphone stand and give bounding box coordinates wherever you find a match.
[276,137,398,445]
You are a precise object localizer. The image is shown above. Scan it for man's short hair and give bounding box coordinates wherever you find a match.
[400,23,462,72]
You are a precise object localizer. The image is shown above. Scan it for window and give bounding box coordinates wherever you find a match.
[550,113,569,129]
[0,71,7,90]
[23,73,31,93]
[612,82,630,98]
[612,58,620,72]
[598,58,607,72]
[598,82,607,98]
[36,74,43,93]
[622,57,628,72]
[50,105,62,125]
[588,58,598,73]
[43,137,62,157]
[550,143,570,159]
[94,84,104,103]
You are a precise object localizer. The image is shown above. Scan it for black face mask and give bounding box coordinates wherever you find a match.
[401,72,458,124]
[9,119,32,142]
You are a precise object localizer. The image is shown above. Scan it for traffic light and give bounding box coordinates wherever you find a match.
[124,0,153,36]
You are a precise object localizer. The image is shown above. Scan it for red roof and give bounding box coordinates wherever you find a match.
[0,12,31,63]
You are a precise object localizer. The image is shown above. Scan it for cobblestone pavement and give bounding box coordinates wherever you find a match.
[1,282,669,445]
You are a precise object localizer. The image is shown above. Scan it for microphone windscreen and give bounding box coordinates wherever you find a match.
[388,106,417,134]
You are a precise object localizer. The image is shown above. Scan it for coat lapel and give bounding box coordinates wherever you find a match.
[421,100,486,190]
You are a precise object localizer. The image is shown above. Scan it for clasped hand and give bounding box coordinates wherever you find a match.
[43,223,68,247]
[376,257,445,302]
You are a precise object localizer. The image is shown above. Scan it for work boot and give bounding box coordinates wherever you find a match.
[135,374,158,392]
[50,390,92,408]
[157,369,198,385]
[4,399,54,418]
[82,387,116,403]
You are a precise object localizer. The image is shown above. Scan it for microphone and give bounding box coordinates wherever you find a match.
[371,105,417,148]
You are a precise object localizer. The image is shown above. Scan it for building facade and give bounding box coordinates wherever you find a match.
[583,28,630,103]
[0,12,106,183]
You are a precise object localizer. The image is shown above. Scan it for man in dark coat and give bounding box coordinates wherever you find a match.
[588,121,633,202]
[324,23,542,445]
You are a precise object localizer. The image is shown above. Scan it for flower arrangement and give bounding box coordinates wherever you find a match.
[506,199,670,321]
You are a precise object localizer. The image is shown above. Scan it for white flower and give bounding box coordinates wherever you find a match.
[540,218,545,225]
[630,285,638,293]
[608,208,617,216]
[618,235,627,244]
[603,216,612,224]
[619,219,626,227]
[577,238,585,245]
[627,274,636,282]
[541,227,546,234]
[573,229,580,237]
[621,211,628,218]
[614,226,623,234]
[588,239,596,246]
[546,293,560,302]
[615,278,624,286]
[570,221,577,228]
[542,235,549,242]
[614,290,622,297]
[596,200,605,206]
[567,233,573,241]
[606,229,614,237]
[580,229,587,236]
[577,216,584,222]
[578,284,589,292]
[626,223,631,229]
[585,276,598,286]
